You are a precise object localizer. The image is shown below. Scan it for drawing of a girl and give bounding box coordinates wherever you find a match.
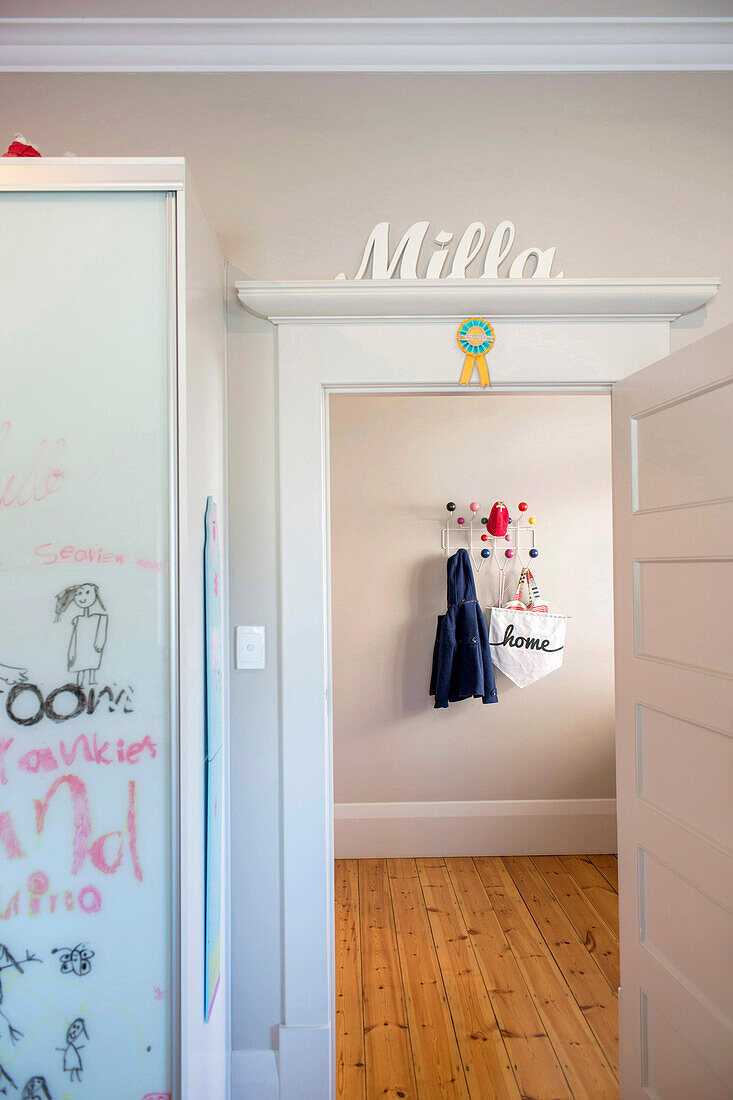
[22,1079,52,1100]
[54,584,108,687]
[58,1017,87,1083]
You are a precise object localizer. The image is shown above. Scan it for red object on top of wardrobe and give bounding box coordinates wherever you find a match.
[3,134,41,157]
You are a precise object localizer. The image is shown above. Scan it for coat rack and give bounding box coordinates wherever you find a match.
[442,501,538,568]
[441,500,539,605]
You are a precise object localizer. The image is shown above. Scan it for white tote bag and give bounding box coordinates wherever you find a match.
[489,568,566,688]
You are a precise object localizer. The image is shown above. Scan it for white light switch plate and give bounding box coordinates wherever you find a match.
[235,625,266,669]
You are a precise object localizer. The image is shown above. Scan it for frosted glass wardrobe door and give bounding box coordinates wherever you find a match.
[0,191,175,1099]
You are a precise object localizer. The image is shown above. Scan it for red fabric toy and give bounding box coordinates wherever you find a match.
[3,133,41,157]
[486,500,509,537]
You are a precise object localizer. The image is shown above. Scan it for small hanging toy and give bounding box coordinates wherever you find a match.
[3,133,41,157]
[457,317,494,388]
[486,500,509,537]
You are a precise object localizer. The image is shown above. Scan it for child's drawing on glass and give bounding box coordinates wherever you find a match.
[58,1017,87,1082]
[51,943,94,977]
[54,584,108,687]
[0,943,42,1043]
[0,663,27,686]
[22,1078,52,1100]
[0,1065,16,1095]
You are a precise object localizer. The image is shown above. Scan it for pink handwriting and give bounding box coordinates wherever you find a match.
[0,738,13,784]
[32,773,143,880]
[0,421,65,507]
[35,541,125,566]
[0,812,26,859]
[33,542,169,572]
[137,558,169,573]
[17,733,157,773]
[34,774,91,874]
[0,872,102,921]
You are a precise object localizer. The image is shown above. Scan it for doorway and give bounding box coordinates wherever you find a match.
[243,276,723,1098]
[329,391,618,1097]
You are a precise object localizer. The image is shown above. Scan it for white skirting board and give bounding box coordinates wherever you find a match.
[334,798,617,857]
[231,1049,280,1100]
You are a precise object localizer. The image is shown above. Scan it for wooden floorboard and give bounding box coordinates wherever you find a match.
[416,858,521,1099]
[531,855,620,993]
[503,857,619,1077]
[358,858,418,1098]
[560,855,620,938]
[588,853,619,894]
[446,857,573,1100]
[387,858,469,1097]
[475,858,618,1100]
[337,856,619,1099]
[335,859,366,1100]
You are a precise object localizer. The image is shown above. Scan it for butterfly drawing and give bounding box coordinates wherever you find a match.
[51,943,94,976]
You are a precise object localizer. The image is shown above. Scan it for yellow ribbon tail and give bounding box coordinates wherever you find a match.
[476,353,491,388]
[459,354,475,386]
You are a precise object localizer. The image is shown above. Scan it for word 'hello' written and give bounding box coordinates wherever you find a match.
[0,422,65,508]
[336,220,564,281]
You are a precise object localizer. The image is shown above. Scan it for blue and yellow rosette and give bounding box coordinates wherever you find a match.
[457,317,494,388]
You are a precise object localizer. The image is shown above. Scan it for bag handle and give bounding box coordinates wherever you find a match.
[510,567,529,606]
[506,567,543,609]
[525,568,542,604]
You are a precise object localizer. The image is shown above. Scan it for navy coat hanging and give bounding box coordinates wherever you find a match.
[430,548,498,709]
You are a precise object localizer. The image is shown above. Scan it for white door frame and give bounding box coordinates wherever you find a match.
[235,279,719,1099]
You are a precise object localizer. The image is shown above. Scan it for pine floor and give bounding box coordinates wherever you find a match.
[335,855,619,1099]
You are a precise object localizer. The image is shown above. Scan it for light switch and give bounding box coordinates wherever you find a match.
[235,625,266,670]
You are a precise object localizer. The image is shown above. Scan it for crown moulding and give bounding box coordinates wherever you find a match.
[0,17,732,73]
[234,278,721,324]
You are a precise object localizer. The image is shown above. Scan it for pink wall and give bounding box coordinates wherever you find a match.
[330,393,614,819]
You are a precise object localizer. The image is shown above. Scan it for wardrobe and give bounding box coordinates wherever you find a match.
[0,158,229,1099]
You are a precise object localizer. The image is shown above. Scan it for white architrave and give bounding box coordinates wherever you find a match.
[239,276,719,1098]
[0,17,732,73]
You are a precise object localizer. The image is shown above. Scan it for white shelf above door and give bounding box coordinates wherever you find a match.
[235,277,720,324]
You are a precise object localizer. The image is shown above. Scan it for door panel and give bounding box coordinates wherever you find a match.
[612,323,733,1099]
[0,191,175,1098]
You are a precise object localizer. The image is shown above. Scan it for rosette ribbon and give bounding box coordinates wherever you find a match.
[457,317,495,388]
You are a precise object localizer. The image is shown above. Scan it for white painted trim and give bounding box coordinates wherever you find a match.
[278,1025,331,1100]
[274,305,670,1097]
[231,1049,280,1100]
[334,799,618,858]
[0,157,185,191]
[1,17,731,73]
[335,797,617,818]
[235,278,720,324]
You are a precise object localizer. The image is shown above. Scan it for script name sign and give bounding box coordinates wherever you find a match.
[335,220,564,281]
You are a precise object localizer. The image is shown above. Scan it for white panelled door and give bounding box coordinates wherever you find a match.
[612,323,733,1099]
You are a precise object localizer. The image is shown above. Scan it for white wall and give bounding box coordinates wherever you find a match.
[0,68,730,1077]
[330,393,615,855]
[0,72,732,350]
[225,274,282,1081]
[179,174,230,1098]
